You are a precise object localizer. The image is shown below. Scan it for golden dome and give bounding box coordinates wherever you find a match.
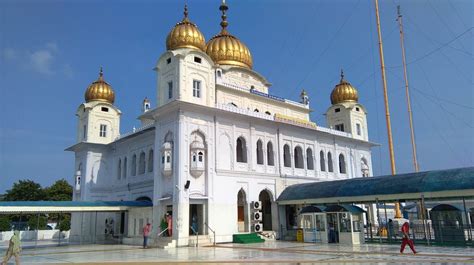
[166,5,206,51]
[330,70,359,105]
[85,68,115,104]
[205,1,253,69]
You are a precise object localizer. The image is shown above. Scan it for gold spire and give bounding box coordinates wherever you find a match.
[166,4,206,51]
[85,67,115,104]
[330,69,359,105]
[205,0,253,69]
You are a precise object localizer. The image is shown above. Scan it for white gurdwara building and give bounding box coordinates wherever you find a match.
[67,3,375,246]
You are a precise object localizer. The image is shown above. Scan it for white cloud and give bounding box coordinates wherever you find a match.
[29,49,54,75]
[1,42,73,77]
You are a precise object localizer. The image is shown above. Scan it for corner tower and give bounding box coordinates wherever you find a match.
[76,68,121,144]
[326,70,368,141]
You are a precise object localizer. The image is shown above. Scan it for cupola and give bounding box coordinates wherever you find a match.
[166,5,206,51]
[330,70,359,105]
[205,1,253,69]
[84,67,115,104]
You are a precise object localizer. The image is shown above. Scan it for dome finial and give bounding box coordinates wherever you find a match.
[99,67,104,81]
[340,69,344,82]
[219,0,229,34]
[183,4,189,22]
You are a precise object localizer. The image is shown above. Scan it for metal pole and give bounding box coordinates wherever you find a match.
[94,212,98,244]
[383,202,388,242]
[462,197,472,241]
[80,212,84,245]
[374,0,401,218]
[35,213,40,250]
[397,5,419,173]
[421,195,429,245]
[58,213,62,246]
[376,198,381,243]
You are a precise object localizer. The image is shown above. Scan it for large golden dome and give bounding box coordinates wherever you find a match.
[166,5,206,51]
[85,68,115,104]
[205,1,253,69]
[330,70,359,105]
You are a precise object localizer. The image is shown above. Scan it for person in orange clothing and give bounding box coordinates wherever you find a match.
[166,213,172,237]
[400,222,417,254]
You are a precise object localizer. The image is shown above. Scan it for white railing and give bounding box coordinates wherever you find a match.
[316,126,353,138]
[216,103,274,121]
[116,123,155,141]
[216,79,308,109]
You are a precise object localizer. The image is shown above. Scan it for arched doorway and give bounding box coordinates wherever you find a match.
[237,189,248,232]
[259,190,273,231]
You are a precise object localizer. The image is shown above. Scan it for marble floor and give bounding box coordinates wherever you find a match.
[2,241,473,264]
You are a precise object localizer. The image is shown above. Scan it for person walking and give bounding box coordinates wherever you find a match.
[400,222,417,254]
[2,230,21,265]
[142,223,151,249]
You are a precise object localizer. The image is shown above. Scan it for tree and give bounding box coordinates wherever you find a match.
[58,215,71,231]
[27,215,48,230]
[45,179,73,201]
[0,217,10,231]
[4,180,45,201]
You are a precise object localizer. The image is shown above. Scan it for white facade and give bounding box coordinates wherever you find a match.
[67,11,376,248]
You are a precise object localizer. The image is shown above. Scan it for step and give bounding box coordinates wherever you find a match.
[233,233,265,244]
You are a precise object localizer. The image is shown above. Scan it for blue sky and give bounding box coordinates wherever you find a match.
[0,0,472,193]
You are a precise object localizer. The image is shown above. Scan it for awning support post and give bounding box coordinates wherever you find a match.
[58,212,62,246]
[383,202,388,242]
[35,213,40,250]
[376,198,381,244]
[421,195,429,245]
[462,197,472,242]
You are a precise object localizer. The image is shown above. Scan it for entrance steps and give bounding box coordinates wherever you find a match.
[259,231,277,240]
[233,233,265,244]
[188,235,213,246]
[151,237,176,249]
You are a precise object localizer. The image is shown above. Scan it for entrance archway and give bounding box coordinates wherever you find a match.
[237,189,248,232]
[259,190,273,231]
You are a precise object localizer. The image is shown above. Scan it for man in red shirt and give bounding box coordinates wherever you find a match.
[143,223,151,249]
[400,222,417,254]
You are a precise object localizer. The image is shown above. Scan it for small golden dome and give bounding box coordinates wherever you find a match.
[330,70,359,105]
[166,5,206,51]
[205,1,253,69]
[85,68,115,104]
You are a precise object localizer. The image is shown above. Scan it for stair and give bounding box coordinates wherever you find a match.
[152,237,176,249]
[232,233,265,244]
[188,235,213,246]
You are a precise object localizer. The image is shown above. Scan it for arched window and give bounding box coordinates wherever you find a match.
[327,152,334,172]
[283,144,291,167]
[117,159,122,180]
[265,111,271,115]
[267,142,274,166]
[361,158,369,177]
[192,152,197,162]
[198,151,204,162]
[236,137,247,163]
[256,140,264,165]
[148,150,154,173]
[138,151,146,175]
[319,151,325,171]
[123,157,127,178]
[306,148,314,170]
[294,146,304,169]
[339,153,346,174]
[131,154,137,176]
[254,109,259,112]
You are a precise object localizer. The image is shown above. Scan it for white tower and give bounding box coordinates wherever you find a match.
[76,68,121,144]
[326,70,368,141]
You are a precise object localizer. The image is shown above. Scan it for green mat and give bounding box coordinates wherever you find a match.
[232,233,265,244]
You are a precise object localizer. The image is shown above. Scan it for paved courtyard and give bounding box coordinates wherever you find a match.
[2,241,473,264]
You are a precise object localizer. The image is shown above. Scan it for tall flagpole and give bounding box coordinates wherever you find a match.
[374,0,401,218]
[397,6,419,172]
